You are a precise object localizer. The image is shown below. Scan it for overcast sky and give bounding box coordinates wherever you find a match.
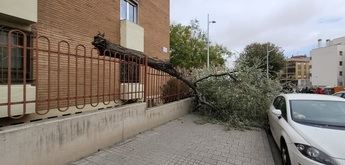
[170,0,345,58]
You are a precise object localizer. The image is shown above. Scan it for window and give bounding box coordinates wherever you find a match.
[120,0,138,23]
[340,61,343,66]
[340,51,343,56]
[290,100,345,127]
[273,97,282,109]
[340,71,343,76]
[120,60,140,83]
[0,26,33,84]
[278,97,287,120]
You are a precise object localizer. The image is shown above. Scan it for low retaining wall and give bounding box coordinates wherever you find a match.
[0,98,193,165]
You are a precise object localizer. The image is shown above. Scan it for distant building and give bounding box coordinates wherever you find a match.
[280,55,311,88]
[311,37,345,87]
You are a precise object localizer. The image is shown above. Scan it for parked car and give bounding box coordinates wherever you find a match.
[324,87,336,95]
[333,91,345,99]
[268,94,345,165]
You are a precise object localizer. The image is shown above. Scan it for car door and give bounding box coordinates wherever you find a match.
[269,96,282,142]
[273,97,291,148]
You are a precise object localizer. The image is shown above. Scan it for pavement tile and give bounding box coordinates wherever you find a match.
[71,114,274,165]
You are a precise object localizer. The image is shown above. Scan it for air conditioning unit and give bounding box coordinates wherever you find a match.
[120,83,144,100]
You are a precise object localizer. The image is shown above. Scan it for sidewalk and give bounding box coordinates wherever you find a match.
[72,114,274,165]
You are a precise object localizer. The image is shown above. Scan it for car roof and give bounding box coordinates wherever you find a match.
[281,93,345,101]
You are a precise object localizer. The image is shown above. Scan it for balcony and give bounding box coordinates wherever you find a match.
[120,20,144,52]
[0,0,37,25]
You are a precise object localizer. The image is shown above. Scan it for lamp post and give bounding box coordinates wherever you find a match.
[207,14,216,69]
[266,43,274,78]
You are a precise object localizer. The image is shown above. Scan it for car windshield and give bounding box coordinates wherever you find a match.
[290,100,345,128]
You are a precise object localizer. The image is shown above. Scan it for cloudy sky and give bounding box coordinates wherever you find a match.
[170,0,345,58]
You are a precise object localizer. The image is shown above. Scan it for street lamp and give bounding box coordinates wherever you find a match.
[266,43,274,78]
[207,14,216,69]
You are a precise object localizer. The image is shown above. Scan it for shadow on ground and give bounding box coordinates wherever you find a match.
[266,129,282,165]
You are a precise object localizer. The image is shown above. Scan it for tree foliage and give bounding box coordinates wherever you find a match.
[239,42,285,78]
[170,20,230,69]
[93,32,281,130]
[193,58,281,129]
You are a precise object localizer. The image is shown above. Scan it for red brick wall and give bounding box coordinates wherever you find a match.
[35,0,170,58]
[140,0,170,60]
[35,0,120,46]
[29,0,170,110]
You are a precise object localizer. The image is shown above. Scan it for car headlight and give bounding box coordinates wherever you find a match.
[295,143,337,165]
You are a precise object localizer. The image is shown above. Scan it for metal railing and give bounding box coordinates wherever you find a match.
[146,67,191,108]
[0,29,190,119]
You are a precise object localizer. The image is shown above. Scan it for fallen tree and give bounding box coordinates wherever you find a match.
[92,33,235,111]
[192,59,282,129]
[92,34,281,129]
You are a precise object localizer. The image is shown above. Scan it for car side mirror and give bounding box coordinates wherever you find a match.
[272,109,282,119]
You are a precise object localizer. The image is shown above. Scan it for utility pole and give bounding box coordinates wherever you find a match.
[266,43,274,78]
[207,14,216,69]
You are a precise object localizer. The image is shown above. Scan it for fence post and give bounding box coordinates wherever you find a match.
[144,56,148,103]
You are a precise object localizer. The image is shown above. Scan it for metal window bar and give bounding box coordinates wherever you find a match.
[0,26,33,84]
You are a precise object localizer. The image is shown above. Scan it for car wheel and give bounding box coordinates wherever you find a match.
[281,141,291,165]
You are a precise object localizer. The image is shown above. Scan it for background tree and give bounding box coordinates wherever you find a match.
[239,42,285,78]
[170,20,230,69]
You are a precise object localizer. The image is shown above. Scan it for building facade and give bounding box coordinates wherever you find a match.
[280,55,311,88]
[311,37,345,87]
[0,0,170,118]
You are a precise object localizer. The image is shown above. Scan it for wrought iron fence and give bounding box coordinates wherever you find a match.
[146,67,191,108]
[0,28,191,119]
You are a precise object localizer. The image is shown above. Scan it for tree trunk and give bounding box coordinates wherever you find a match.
[92,33,235,110]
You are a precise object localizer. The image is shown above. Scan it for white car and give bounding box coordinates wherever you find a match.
[268,94,345,165]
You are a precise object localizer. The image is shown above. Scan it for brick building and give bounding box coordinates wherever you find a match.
[280,55,311,88]
[0,0,171,118]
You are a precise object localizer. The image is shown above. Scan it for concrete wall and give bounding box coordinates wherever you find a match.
[0,98,192,165]
[0,0,37,24]
[311,45,340,86]
[332,36,345,45]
